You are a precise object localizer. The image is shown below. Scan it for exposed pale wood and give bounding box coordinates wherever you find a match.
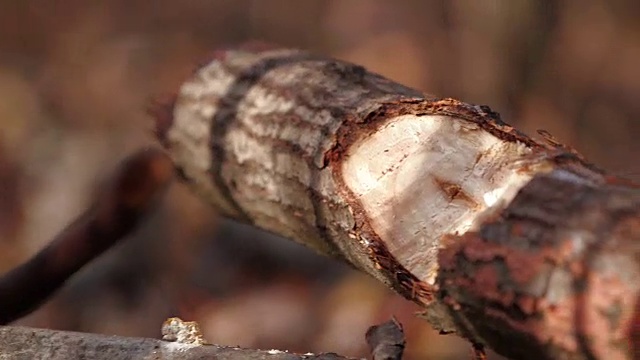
[153,45,640,360]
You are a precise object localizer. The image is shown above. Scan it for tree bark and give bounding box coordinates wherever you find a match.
[151,43,640,360]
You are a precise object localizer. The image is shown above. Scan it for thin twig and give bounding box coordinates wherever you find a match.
[0,148,173,324]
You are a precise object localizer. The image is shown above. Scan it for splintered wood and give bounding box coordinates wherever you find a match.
[153,45,640,360]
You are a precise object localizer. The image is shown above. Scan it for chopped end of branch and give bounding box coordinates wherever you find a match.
[150,44,639,359]
[341,112,539,284]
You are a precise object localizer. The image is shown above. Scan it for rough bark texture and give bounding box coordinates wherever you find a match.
[0,326,353,360]
[151,44,640,360]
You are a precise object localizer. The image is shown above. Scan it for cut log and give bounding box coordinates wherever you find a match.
[152,44,640,360]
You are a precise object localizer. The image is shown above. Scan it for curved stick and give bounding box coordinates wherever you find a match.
[0,148,173,325]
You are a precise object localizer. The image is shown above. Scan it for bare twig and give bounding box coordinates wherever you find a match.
[0,148,173,325]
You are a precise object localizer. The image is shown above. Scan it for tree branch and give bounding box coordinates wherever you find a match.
[151,44,640,360]
[0,148,174,325]
[0,325,354,360]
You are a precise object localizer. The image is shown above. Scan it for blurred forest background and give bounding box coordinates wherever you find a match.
[0,1,639,359]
